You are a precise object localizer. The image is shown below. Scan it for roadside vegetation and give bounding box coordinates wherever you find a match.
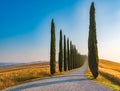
[86,59,120,91]
[0,56,85,90]
[0,62,50,90]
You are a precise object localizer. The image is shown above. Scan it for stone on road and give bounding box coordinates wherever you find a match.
[6,60,112,91]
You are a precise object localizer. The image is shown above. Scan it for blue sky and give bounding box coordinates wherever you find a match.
[0,0,120,63]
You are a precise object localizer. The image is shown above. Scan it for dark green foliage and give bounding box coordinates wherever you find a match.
[88,2,99,79]
[75,53,84,68]
[67,38,70,70]
[70,42,71,70]
[71,44,74,69]
[50,19,56,75]
[64,35,67,71]
[49,17,85,74]
[71,45,83,69]
[73,45,76,69]
[70,43,75,70]
[69,41,82,70]
[59,29,63,72]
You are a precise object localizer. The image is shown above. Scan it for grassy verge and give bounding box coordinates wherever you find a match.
[0,64,50,90]
[0,55,86,90]
[86,60,120,91]
[0,62,81,90]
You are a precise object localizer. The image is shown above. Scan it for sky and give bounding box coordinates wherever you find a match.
[0,0,120,63]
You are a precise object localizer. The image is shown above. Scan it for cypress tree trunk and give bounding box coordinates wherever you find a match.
[88,2,99,79]
[50,19,56,75]
[64,35,67,71]
[67,38,70,70]
[59,29,63,72]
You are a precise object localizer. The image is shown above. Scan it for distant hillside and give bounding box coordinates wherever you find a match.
[0,61,49,73]
[0,63,23,68]
[0,61,48,68]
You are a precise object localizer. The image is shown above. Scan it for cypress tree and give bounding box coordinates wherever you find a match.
[70,41,72,70]
[71,44,74,69]
[67,38,70,70]
[75,47,78,68]
[59,29,63,72]
[73,45,76,69]
[50,19,56,75]
[74,46,76,69]
[75,47,77,68]
[88,2,99,79]
[64,35,67,71]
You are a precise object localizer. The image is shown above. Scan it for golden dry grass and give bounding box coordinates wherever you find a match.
[0,56,85,90]
[0,62,52,90]
[99,59,120,85]
[0,62,78,90]
[86,59,120,91]
[99,59,120,72]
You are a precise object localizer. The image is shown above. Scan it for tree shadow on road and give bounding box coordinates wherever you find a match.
[7,77,88,91]
[51,74,86,79]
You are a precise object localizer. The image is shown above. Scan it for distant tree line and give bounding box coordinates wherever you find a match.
[50,19,84,74]
[58,30,84,72]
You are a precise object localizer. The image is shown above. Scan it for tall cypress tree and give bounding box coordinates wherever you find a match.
[64,35,67,71]
[70,41,72,70]
[71,44,74,69]
[67,38,70,70]
[73,45,76,69]
[74,47,77,68]
[88,2,99,79]
[50,19,56,75]
[71,44,73,69]
[59,29,63,72]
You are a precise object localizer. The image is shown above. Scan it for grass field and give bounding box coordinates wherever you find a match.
[86,59,120,91]
[0,61,83,90]
[0,62,51,90]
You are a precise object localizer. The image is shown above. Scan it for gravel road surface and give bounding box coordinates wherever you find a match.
[6,60,112,91]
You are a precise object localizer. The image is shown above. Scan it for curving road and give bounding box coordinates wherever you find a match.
[6,60,112,91]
